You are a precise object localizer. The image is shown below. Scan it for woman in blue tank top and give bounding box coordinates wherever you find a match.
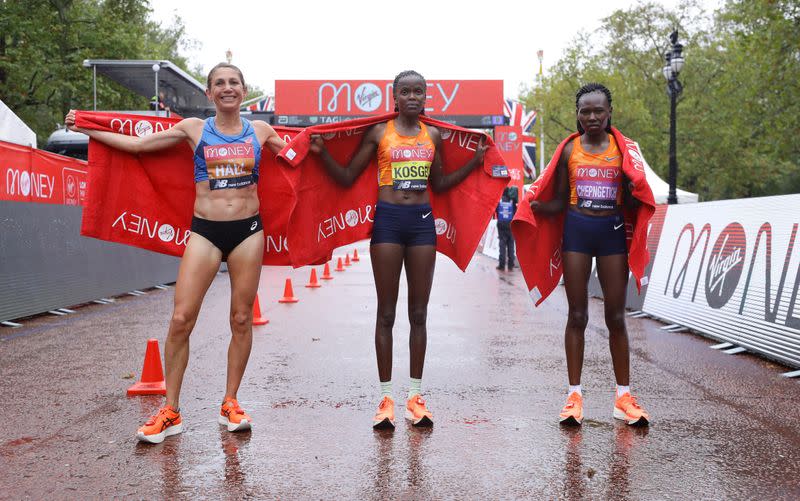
[66,63,286,443]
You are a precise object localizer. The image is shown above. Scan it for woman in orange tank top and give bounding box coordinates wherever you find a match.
[309,71,487,429]
[530,83,650,427]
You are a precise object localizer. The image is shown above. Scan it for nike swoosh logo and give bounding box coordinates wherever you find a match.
[422,212,432,218]
[605,155,620,162]
[614,223,624,230]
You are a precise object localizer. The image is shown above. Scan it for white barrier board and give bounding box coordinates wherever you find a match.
[643,194,800,367]
[480,220,500,260]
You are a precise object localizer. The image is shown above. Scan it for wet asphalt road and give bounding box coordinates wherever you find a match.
[1,245,799,500]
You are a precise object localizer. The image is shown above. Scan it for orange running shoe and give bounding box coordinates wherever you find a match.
[219,397,252,432]
[405,395,433,426]
[372,396,395,429]
[137,405,183,444]
[614,392,650,426]
[559,392,584,425]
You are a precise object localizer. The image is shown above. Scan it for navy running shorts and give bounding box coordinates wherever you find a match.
[562,209,627,257]
[371,201,436,247]
[191,214,262,260]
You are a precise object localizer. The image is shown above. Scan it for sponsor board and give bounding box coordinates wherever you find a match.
[643,195,800,367]
[276,80,503,116]
[0,141,88,205]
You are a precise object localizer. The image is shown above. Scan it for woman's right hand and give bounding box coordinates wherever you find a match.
[309,134,325,154]
[64,110,78,132]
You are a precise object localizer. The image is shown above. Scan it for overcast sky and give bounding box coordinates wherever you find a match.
[151,0,719,98]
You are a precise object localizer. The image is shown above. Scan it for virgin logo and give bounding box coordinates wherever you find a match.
[705,222,746,309]
[354,83,382,112]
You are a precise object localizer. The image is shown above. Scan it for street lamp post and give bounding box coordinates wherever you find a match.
[537,49,544,177]
[663,30,685,205]
[152,63,161,117]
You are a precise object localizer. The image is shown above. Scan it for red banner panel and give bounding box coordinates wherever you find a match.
[0,141,32,202]
[494,125,524,193]
[0,140,88,205]
[275,80,503,116]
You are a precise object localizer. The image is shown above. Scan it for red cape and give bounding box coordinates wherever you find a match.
[510,128,655,306]
[75,111,302,265]
[277,113,510,270]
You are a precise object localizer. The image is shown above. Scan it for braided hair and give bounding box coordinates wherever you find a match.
[575,83,612,134]
[393,70,426,114]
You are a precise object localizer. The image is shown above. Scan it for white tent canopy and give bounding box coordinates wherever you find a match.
[638,142,698,204]
[0,99,36,148]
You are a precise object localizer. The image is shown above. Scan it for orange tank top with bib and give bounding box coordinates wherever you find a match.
[567,133,624,211]
[377,120,435,191]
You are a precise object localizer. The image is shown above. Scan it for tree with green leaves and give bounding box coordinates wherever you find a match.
[0,0,194,143]
[523,0,799,200]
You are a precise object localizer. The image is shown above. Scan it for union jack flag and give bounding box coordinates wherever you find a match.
[503,99,538,178]
[246,96,274,112]
[503,99,537,135]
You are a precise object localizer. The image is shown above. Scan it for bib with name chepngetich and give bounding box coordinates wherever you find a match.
[377,120,435,191]
[567,134,624,210]
[193,117,261,190]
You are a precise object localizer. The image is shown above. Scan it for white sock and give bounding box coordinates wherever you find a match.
[380,380,392,398]
[408,378,422,399]
[568,385,582,396]
[616,385,630,397]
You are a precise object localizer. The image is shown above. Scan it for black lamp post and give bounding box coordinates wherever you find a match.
[663,30,684,205]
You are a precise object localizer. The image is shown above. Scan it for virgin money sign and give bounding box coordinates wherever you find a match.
[0,141,88,205]
[642,194,800,367]
[275,80,503,116]
[494,125,524,193]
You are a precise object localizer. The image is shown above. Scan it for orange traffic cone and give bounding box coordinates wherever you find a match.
[335,257,345,272]
[352,249,360,262]
[345,254,352,266]
[305,268,321,288]
[127,338,167,396]
[252,293,269,325]
[321,262,334,280]
[278,278,299,303]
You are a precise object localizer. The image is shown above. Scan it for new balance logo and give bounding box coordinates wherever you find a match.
[422,211,432,219]
[216,179,228,188]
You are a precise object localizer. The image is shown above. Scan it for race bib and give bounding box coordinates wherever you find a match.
[497,201,514,222]
[204,143,256,190]
[574,164,621,210]
[390,144,433,191]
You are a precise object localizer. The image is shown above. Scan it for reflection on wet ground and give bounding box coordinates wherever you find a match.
[1,249,800,498]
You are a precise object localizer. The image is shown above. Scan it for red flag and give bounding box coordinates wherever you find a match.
[278,113,510,271]
[75,111,301,265]
[510,128,656,306]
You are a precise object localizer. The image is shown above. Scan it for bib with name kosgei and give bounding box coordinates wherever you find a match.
[389,144,433,191]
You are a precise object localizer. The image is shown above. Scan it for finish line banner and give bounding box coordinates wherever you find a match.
[274,80,505,127]
[642,194,800,368]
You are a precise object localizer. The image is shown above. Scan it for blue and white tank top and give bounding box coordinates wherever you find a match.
[193,117,261,190]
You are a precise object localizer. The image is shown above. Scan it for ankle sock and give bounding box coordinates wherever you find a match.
[408,378,422,399]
